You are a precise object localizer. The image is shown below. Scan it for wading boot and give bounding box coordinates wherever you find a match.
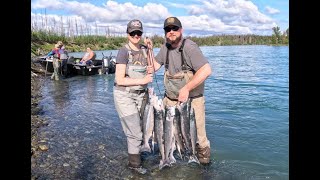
[196,144,211,164]
[55,76,60,81]
[128,154,147,175]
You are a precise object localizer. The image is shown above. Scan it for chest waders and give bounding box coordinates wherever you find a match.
[164,39,200,100]
[113,44,151,171]
[114,45,148,89]
[51,50,61,80]
[59,50,69,77]
[164,40,211,164]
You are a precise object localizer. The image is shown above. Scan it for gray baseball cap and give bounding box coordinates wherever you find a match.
[127,19,143,33]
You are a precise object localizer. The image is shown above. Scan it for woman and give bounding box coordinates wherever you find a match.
[80,47,96,65]
[46,44,61,80]
[113,19,153,174]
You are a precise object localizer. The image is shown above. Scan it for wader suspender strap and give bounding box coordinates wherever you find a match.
[125,44,133,63]
[179,39,187,70]
[165,48,169,70]
[165,39,190,71]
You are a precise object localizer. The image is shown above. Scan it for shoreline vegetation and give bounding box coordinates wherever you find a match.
[31,28,288,57]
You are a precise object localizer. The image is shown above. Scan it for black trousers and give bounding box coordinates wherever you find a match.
[60,59,68,77]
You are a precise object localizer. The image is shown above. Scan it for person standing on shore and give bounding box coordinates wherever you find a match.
[113,19,153,174]
[59,45,69,78]
[146,17,212,165]
[46,43,61,80]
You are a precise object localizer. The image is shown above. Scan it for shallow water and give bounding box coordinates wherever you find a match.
[32,45,288,179]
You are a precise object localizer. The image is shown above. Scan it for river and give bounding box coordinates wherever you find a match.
[32,45,289,179]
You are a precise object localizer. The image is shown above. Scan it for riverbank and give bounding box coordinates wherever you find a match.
[31,62,48,158]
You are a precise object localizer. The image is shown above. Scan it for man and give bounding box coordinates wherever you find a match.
[59,46,69,78]
[149,17,212,164]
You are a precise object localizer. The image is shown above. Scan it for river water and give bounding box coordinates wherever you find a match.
[32,45,289,179]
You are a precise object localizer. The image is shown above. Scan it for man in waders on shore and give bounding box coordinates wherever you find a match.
[113,19,153,174]
[146,17,212,165]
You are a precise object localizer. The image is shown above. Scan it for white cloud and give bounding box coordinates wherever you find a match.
[31,0,280,36]
[265,6,280,14]
[172,0,277,35]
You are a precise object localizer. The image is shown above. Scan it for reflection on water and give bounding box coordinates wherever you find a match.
[32,46,288,179]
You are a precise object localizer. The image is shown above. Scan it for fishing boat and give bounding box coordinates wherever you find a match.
[71,53,116,75]
[35,54,116,76]
[36,56,78,76]
[34,55,54,72]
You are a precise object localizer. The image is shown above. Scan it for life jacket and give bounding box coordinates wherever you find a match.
[52,48,60,59]
[124,43,148,91]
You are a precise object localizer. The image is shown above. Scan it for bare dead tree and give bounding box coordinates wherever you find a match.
[67,17,71,37]
[80,24,83,36]
[45,9,48,32]
[75,18,78,36]
[60,16,64,36]
[52,17,56,34]
[41,9,44,29]
[95,21,98,35]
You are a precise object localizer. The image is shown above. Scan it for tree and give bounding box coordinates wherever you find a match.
[272,26,281,44]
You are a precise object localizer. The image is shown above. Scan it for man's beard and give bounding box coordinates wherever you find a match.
[166,34,182,46]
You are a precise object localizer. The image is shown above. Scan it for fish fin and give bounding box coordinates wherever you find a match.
[187,155,200,165]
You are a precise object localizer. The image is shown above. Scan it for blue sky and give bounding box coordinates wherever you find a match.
[31,0,288,37]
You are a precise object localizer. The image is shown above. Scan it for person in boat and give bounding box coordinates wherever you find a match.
[80,47,96,65]
[46,44,61,80]
[146,17,213,165]
[113,19,153,175]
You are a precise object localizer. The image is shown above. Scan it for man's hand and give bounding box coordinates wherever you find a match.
[178,86,190,103]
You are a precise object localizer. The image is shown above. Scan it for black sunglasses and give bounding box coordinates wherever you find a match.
[164,26,180,33]
[129,31,143,37]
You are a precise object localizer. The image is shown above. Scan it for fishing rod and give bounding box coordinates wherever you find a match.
[146,37,161,96]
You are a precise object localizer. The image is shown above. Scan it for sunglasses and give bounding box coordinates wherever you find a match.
[129,31,143,37]
[164,26,180,33]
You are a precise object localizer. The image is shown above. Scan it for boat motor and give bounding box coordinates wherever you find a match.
[102,52,111,68]
[103,56,110,68]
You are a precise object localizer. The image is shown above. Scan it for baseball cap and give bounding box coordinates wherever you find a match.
[163,17,182,29]
[127,19,143,33]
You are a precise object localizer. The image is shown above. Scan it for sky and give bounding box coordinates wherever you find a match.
[31,0,289,37]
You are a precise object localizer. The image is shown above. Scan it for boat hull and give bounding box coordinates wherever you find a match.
[36,55,116,76]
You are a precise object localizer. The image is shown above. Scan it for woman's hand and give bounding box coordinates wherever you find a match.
[144,37,153,49]
[143,73,153,84]
[147,65,154,74]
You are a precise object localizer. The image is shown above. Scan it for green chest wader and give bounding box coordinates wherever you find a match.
[164,39,196,100]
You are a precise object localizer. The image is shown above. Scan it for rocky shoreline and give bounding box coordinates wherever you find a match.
[31,62,49,157]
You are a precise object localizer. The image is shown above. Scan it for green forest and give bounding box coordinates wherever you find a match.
[31,26,288,57]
